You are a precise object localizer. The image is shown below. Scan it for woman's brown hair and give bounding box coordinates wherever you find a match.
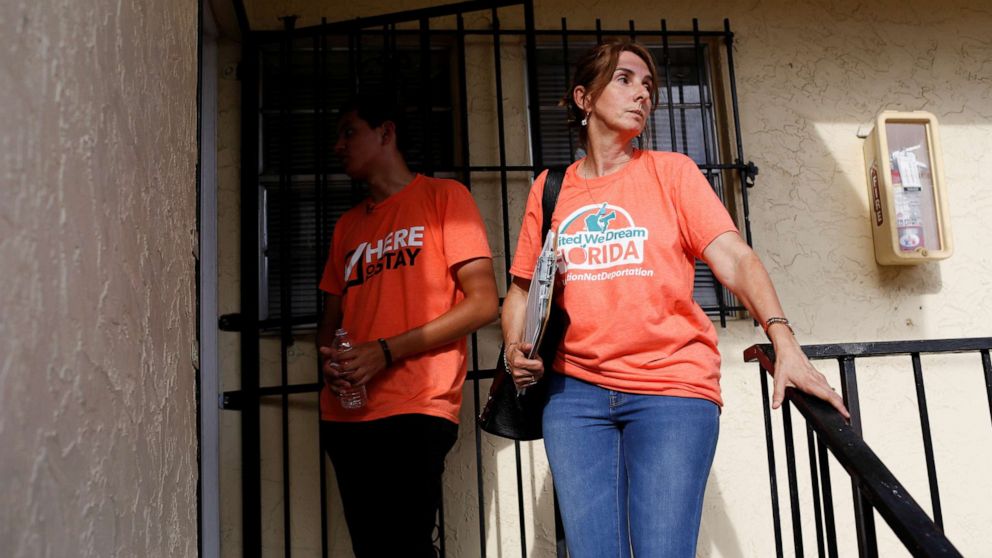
[560,40,659,148]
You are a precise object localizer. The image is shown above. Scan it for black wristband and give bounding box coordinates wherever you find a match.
[378,338,393,367]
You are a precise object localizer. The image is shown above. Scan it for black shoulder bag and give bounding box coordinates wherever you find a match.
[478,170,566,441]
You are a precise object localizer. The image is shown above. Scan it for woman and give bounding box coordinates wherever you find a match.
[502,40,849,557]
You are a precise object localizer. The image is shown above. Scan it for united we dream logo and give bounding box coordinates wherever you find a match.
[557,203,648,271]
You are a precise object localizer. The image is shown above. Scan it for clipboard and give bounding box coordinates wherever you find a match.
[522,230,558,359]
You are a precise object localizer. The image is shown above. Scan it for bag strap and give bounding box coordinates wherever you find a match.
[541,168,565,237]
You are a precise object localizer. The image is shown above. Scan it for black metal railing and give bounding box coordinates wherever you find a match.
[744,337,992,557]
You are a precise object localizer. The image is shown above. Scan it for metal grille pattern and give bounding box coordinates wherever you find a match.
[226,2,755,556]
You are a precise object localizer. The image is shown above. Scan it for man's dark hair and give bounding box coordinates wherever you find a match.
[340,95,409,155]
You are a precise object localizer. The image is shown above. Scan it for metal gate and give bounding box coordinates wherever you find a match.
[219,1,754,555]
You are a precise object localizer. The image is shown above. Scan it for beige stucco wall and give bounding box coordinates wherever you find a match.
[218,1,992,556]
[0,1,200,557]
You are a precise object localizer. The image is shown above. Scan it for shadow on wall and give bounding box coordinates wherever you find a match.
[444,429,745,557]
[698,473,744,557]
[444,383,555,556]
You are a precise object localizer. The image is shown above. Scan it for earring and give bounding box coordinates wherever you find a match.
[581,114,589,127]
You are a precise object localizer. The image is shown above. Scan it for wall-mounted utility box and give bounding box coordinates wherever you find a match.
[863,111,952,265]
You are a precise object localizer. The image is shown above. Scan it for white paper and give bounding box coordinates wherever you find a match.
[523,230,557,358]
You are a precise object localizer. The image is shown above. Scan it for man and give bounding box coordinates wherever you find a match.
[318,98,498,557]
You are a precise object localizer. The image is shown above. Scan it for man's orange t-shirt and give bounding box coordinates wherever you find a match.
[319,174,492,423]
[510,150,737,406]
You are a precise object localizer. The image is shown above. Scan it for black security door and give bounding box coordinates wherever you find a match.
[221,1,754,555]
[224,2,545,557]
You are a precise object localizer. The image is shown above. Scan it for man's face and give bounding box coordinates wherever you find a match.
[334,110,383,180]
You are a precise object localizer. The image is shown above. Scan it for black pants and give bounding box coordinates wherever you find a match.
[321,414,458,558]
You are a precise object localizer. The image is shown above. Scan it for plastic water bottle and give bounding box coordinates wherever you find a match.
[333,328,367,410]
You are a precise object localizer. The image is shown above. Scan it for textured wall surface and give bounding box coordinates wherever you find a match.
[0,1,199,556]
[221,1,992,556]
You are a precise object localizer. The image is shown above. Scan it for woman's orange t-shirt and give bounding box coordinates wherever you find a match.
[510,150,737,406]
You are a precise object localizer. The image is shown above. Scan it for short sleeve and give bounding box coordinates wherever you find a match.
[671,155,739,259]
[508,171,548,281]
[440,181,492,267]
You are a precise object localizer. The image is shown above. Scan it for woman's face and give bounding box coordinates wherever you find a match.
[579,50,654,143]
[334,110,383,179]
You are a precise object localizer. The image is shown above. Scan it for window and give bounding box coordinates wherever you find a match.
[257,36,456,325]
[255,24,751,328]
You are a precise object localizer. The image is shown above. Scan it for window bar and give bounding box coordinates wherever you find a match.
[314,19,330,558]
[677,78,689,158]
[692,19,714,168]
[472,369,487,558]
[382,24,394,104]
[838,356,878,557]
[710,209,728,325]
[806,425,826,558]
[524,0,543,172]
[660,20,678,153]
[760,366,786,557]
[595,18,603,44]
[692,21,719,202]
[471,341,488,556]
[781,399,806,557]
[559,18,575,160]
[643,30,657,152]
[349,29,358,90]
[982,349,992,431]
[490,10,529,555]
[388,22,399,182]
[457,14,472,189]
[692,21,728,326]
[262,25,738,41]
[816,436,839,558]
[420,18,434,175]
[418,18,447,549]
[722,19,754,246]
[453,13,489,553]
[348,31,362,201]
[911,352,943,529]
[628,20,642,150]
[491,7,513,293]
[525,5,569,554]
[239,34,263,558]
[390,23,399,95]
[277,16,298,558]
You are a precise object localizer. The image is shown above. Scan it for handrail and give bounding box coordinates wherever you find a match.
[744,344,965,558]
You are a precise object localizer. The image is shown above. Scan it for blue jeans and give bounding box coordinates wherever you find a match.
[543,373,720,558]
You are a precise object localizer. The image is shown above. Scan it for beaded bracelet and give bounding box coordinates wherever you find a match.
[503,343,518,374]
[764,317,794,338]
[378,338,393,367]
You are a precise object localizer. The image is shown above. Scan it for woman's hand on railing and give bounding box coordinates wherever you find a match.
[772,341,850,419]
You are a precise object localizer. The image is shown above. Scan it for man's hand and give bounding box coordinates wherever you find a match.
[319,341,388,392]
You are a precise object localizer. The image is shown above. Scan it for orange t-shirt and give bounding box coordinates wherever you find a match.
[509,150,737,406]
[319,174,492,423]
